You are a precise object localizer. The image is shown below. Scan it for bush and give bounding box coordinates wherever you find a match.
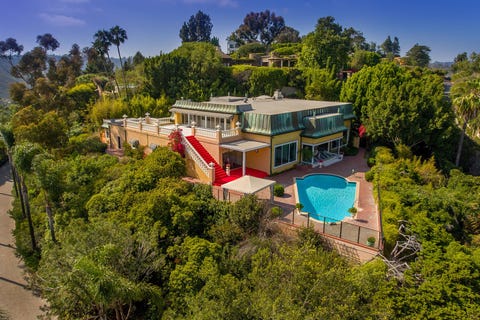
[343,146,359,156]
[273,183,284,197]
[365,170,374,182]
[270,206,283,219]
[367,157,376,167]
[67,134,107,155]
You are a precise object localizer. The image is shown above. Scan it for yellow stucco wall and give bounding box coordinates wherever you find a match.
[271,130,302,174]
[242,132,270,143]
[185,157,212,184]
[245,147,271,173]
[301,132,343,145]
[109,125,125,148]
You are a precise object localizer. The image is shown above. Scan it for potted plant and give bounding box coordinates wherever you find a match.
[348,207,357,218]
[295,203,304,214]
[367,236,376,247]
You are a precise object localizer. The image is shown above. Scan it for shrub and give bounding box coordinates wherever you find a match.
[365,170,374,182]
[273,183,284,197]
[270,206,283,219]
[67,134,107,155]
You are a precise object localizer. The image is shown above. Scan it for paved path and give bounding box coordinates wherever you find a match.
[0,163,45,319]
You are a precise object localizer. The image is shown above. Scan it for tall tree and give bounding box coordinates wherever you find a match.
[380,35,400,58]
[298,16,350,71]
[231,10,285,46]
[11,46,47,87]
[274,26,301,43]
[380,36,393,57]
[179,10,213,43]
[405,43,431,67]
[93,29,121,97]
[0,38,24,82]
[451,79,480,166]
[109,25,129,100]
[340,62,452,149]
[36,33,60,53]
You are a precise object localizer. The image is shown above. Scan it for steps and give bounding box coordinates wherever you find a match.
[185,136,230,184]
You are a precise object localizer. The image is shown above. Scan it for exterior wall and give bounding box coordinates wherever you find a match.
[242,132,270,143]
[196,136,222,163]
[271,130,302,174]
[110,125,125,149]
[173,113,182,125]
[185,157,211,184]
[301,132,343,145]
[109,124,171,150]
[245,147,271,173]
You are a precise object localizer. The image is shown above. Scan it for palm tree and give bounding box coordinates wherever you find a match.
[93,29,120,97]
[109,25,129,100]
[452,79,480,167]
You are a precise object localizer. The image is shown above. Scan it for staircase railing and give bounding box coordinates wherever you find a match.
[181,135,214,181]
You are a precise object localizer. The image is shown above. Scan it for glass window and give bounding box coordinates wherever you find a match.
[274,141,297,167]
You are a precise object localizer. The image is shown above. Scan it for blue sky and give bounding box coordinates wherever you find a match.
[2,0,478,62]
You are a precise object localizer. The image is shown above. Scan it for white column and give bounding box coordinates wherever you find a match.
[242,151,246,176]
[311,145,314,165]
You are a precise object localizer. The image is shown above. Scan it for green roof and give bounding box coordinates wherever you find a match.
[172,99,251,115]
[301,113,348,138]
[172,97,355,136]
[242,104,354,136]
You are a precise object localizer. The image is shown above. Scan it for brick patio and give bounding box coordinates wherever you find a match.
[271,148,381,263]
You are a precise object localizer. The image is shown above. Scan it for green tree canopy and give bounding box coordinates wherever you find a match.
[298,16,351,71]
[179,10,213,43]
[406,43,431,67]
[340,62,452,149]
[230,10,285,46]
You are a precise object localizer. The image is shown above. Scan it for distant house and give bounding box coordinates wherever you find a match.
[226,40,240,54]
[102,91,355,186]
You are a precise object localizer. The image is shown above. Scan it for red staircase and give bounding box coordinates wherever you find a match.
[185,136,232,185]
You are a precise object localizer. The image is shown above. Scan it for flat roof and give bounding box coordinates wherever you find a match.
[210,96,350,115]
[247,99,349,115]
[220,139,270,152]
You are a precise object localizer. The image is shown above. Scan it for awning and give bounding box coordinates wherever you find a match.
[169,108,233,119]
[220,139,270,152]
[221,175,276,194]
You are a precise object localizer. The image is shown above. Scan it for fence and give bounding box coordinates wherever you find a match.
[279,210,381,249]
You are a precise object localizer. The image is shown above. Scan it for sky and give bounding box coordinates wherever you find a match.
[1,0,479,62]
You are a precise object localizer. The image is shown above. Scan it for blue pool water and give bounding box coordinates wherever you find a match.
[295,174,357,222]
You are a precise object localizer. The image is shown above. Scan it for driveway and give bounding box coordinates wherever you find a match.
[0,163,45,319]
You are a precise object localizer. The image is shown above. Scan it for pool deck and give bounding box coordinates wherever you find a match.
[272,148,380,263]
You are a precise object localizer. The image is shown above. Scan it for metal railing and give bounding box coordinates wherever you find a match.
[280,210,380,249]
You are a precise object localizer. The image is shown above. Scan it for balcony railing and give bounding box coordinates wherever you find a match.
[195,127,217,138]
[105,115,241,143]
[221,128,237,138]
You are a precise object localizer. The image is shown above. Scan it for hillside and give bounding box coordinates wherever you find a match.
[0,56,123,100]
[0,59,19,100]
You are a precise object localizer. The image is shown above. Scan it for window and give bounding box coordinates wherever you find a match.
[274,141,297,167]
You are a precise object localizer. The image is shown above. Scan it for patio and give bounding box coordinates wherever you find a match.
[271,148,381,263]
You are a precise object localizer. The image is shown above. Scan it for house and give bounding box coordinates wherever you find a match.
[102,91,355,186]
[226,40,240,54]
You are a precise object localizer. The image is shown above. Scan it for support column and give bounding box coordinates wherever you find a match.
[242,151,246,176]
[311,145,314,165]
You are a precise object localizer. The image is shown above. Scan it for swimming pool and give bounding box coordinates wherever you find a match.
[295,174,357,222]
